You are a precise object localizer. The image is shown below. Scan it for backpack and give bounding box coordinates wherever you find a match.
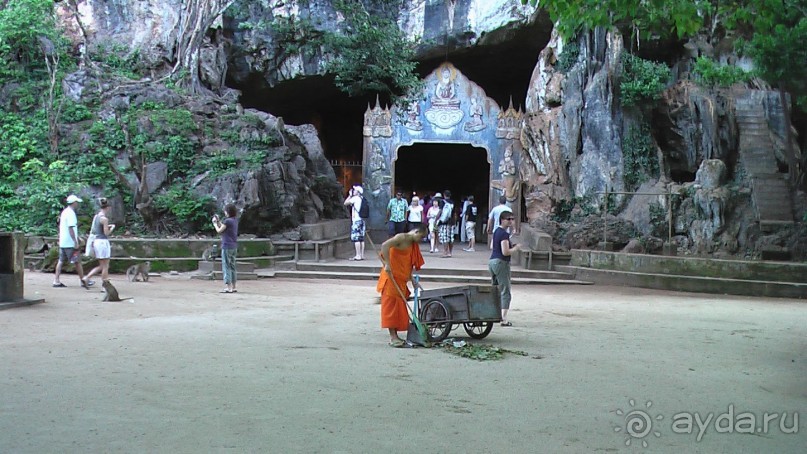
[439,201,454,223]
[358,196,370,219]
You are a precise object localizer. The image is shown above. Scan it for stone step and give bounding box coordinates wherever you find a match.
[555,266,807,299]
[190,271,259,281]
[261,269,592,286]
[288,261,576,280]
[196,261,257,273]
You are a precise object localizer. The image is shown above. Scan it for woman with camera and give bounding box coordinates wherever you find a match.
[213,203,239,293]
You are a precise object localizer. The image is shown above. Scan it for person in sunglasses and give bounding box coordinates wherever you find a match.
[489,210,520,326]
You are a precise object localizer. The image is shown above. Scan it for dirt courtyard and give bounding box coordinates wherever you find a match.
[1,271,805,453]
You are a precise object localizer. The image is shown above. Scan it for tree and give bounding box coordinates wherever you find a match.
[520,0,705,41]
[170,0,235,95]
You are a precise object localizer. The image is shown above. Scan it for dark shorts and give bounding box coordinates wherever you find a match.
[388,221,406,236]
[58,247,76,263]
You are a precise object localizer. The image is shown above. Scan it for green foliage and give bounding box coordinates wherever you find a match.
[521,0,704,40]
[0,0,63,80]
[741,18,807,108]
[61,102,94,123]
[203,153,239,175]
[620,53,670,107]
[325,0,421,98]
[693,57,751,88]
[90,43,144,80]
[555,42,580,73]
[648,201,668,237]
[153,184,215,229]
[242,0,421,99]
[622,123,659,190]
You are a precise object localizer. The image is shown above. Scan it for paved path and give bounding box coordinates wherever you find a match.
[1,272,804,452]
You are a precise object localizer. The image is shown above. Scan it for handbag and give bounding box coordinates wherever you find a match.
[84,214,98,256]
[85,234,96,257]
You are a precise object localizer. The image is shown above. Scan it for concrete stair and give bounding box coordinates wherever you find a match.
[560,250,807,299]
[735,92,794,230]
[192,260,258,280]
[260,261,592,286]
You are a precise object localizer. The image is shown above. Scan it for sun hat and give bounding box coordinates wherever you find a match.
[66,194,82,204]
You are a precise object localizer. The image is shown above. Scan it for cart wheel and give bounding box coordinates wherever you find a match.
[463,322,493,339]
[420,299,451,342]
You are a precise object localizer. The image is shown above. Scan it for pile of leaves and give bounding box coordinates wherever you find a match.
[435,341,528,361]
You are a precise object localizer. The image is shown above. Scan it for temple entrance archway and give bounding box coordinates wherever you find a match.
[393,143,490,215]
[362,62,524,235]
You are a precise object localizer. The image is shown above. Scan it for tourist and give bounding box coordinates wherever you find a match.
[386,190,409,238]
[344,185,366,260]
[377,225,427,347]
[213,203,239,293]
[489,210,519,326]
[487,195,509,247]
[407,195,423,232]
[426,196,441,253]
[463,195,478,252]
[53,194,90,288]
[83,198,116,287]
[437,190,455,258]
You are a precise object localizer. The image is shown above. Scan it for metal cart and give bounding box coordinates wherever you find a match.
[417,285,502,341]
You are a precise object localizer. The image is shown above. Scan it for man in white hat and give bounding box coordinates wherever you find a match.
[53,194,91,288]
[343,185,367,260]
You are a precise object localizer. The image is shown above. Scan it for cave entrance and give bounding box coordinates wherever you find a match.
[362,62,524,236]
[394,143,491,215]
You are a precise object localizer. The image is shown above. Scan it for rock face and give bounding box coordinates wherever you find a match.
[523,29,625,222]
[227,0,536,86]
[59,73,344,235]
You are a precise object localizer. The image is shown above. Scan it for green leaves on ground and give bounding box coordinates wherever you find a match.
[436,342,528,361]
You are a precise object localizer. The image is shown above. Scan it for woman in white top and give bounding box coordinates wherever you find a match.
[407,196,423,232]
[426,198,441,253]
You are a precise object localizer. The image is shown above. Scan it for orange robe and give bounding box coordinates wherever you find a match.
[377,243,425,331]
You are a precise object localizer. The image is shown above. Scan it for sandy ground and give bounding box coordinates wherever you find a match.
[1,271,805,453]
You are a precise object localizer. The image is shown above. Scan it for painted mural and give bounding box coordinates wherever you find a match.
[362,62,524,231]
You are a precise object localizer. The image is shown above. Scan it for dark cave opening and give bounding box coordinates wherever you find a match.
[395,143,490,215]
[227,18,550,192]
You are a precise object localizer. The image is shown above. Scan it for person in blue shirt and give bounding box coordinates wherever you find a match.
[488,209,520,326]
[213,203,239,293]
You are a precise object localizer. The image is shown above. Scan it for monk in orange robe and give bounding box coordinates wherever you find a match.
[377,225,427,347]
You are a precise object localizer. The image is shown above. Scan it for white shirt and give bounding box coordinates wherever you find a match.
[348,195,363,222]
[489,204,512,230]
[59,206,78,248]
[408,204,423,223]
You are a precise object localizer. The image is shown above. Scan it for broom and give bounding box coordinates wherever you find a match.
[367,234,429,345]
[381,259,429,345]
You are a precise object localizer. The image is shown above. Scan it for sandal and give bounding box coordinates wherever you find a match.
[500,321,513,327]
[388,339,405,348]
[219,289,232,293]
[52,282,66,288]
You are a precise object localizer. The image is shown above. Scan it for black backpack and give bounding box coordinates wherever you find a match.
[358,196,370,219]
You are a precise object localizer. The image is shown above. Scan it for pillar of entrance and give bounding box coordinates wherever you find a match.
[0,232,45,310]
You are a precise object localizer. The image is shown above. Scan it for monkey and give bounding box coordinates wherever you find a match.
[201,244,219,262]
[126,261,151,282]
[102,280,133,302]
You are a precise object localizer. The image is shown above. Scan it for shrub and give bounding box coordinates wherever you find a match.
[693,57,751,87]
[623,123,659,190]
[620,53,670,106]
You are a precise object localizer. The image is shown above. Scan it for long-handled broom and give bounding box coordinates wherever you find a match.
[383,263,428,346]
